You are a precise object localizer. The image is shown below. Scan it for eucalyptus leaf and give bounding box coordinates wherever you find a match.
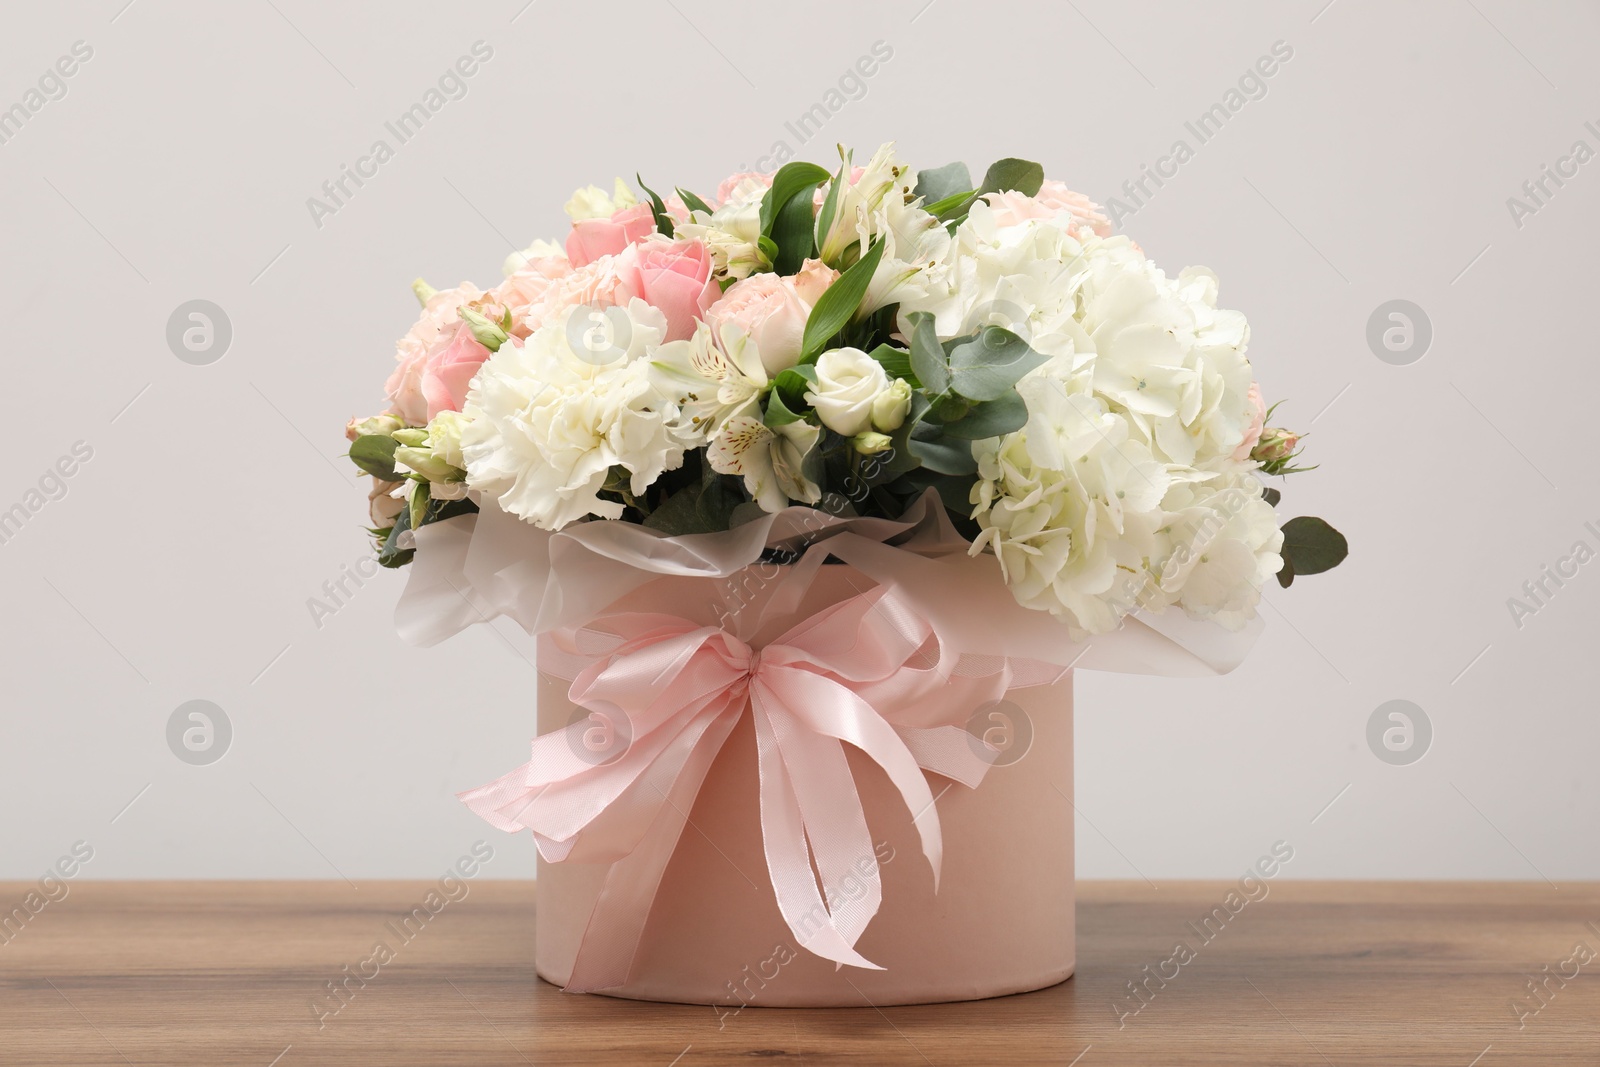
[377,506,414,568]
[642,483,705,536]
[913,161,973,205]
[939,390,1028,440]
[908,429,978,476]
[1262,486,1282,507]
[349,434,400,481]
[947,326,1047,401]
[978,157,1045,198]
[800,238,885,361]
[1279,515,1348,577]
[695,472,740,532]
[906,311,950,396]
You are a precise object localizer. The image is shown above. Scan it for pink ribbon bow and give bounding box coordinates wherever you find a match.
[460,585,1051,993]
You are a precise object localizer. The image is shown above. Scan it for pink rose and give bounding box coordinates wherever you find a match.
[419,321,493,421]
[706,271,821,375]
[715,170,774,208]
[1035,179,1113,238]
[632,238,718,341]
[387,283,484,426]
[522,250,645,333]
[491,254,574,338]
[566,202,657,268]
[1233,383,1267,460]
[792,258,839,306]
[984,180,1113,239]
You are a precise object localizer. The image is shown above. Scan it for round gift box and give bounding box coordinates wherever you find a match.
[533,564,1076,1007]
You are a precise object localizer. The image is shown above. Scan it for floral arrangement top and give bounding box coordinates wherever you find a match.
[347,144,1346,637]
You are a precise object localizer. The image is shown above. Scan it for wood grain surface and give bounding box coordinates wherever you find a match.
[2,880,1597,1065]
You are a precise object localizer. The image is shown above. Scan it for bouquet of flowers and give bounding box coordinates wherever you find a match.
[347,143,1344,636]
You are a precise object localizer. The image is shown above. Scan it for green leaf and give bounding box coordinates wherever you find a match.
[408,482,430,533]
[939,157,1048,224]
[978,157,1045,198]
[800,237,886,362]
[694,470,740,532]
[349,434,400,481]
[676,187,713,215]
[939,390,1028,439]
[642,483,706,536]
[908,430,978,476]
[757,234,779,266]
[1262,486,1282,507]
[1279,516,1348,578]
[772,365,817,411]
[866,344,917,387]
[764,387,807,428]
[759,161,831,235]
[770,190,817,275]
[924,189,978,220]
[1275,555,1295,589]
[913,162,974,205]
[947,326,1047,402]
[813,161,847,253]
[636,173,674,236]
[377,504,414,569]
[906,311,950,396]
[459,307,507,351]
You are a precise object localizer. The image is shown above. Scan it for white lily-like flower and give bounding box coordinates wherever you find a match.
[708,415,821,513]
[650,322,771,446]
[816,142,914,266]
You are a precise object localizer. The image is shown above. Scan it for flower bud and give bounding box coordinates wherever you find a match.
[1252,427,1301,465]
[871,378,913,432]
[391,428,429,447]
[393,446,461,485]
[346,413,403,442]
[852,431,893,455]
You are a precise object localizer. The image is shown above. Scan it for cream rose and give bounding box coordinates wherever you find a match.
[806,348,891,437]
[705,272,816,375]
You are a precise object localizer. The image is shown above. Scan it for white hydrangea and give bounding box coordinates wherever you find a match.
[969,355,1280,636]
[901,199,1095,359]
[460,299,687,530]
[970,359,1170,637]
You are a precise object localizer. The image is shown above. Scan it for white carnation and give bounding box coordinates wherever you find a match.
[460,299,686,529]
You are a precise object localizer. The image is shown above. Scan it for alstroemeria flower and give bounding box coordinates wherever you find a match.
[708,416,821,513]
[651,323,770,445]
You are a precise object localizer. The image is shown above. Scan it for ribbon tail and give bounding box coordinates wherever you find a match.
[563,707,741,993]
[751,706,885,972]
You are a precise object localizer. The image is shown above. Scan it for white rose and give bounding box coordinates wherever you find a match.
[806,348,891,437]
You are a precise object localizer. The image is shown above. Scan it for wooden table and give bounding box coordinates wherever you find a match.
[2,881,1596,1065]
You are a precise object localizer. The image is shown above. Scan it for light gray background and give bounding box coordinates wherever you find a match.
[3,0,1595,885]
